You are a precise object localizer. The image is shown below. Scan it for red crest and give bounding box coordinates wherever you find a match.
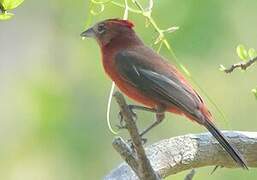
[105,18,134,29]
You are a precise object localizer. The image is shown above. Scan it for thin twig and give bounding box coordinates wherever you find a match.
[113,92,161,180]
[224,56,257,73]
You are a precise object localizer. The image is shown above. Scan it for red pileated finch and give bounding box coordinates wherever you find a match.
[81,19,248,169]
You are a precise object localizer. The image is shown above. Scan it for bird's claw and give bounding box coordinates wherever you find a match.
[116,124,127,130]
[128,105,138,120]
[117,111,127,129]
[127,137,147,146]
[141,137,147,144]
[117,105,138,126]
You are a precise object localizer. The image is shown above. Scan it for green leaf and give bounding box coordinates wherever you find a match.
[236,44,248,61]
[0,12,13,20]
[248,48,257,59]
[0,0,24,10]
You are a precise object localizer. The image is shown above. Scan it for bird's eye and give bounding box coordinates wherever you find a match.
[97,24,105,34]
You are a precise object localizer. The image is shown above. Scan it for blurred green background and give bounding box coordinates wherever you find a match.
[0,0,256,179]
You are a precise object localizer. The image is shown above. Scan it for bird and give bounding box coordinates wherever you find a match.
[81,18,248,169]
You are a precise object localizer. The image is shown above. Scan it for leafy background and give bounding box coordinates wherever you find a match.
[0,0,257,179]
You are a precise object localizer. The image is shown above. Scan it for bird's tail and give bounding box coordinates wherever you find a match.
[203,118,248,169]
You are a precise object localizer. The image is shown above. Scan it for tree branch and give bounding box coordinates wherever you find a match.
[105,131,257,180]
[223,56,257,73]
[113,92,161,180]
[112,137,139,176]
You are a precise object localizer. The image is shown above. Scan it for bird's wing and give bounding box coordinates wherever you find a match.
[115,50,248,169]
[115,50,201,118]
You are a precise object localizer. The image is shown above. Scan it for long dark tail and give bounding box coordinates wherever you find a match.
[203,119,248,169]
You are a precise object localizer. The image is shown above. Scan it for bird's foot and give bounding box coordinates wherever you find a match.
[117,105,138,129]
[116,111,127,129]
[127,105,138,120]
[140,137,148,144]
[127,137,148,148]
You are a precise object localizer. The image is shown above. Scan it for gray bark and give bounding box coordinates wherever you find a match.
[104,131,257,180]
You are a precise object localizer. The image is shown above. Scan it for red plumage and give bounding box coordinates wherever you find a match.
[81,18,248,169]
[106,19,134,29]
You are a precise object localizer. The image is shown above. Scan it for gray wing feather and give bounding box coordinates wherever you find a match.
[115,50,200,117]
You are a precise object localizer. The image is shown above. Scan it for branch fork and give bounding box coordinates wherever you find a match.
[104,92,257,180]
[113,91,161,180]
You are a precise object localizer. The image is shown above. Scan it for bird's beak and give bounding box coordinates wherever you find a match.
[80,27,95,38]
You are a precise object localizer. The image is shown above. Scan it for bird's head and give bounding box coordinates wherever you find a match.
[81,18,135,47]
